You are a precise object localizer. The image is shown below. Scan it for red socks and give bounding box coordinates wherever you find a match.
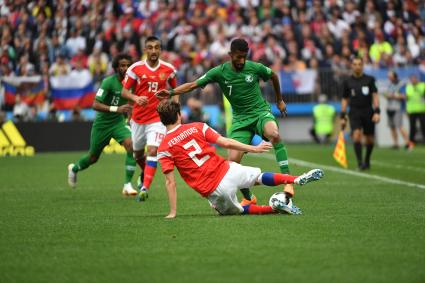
[247,205,275,215]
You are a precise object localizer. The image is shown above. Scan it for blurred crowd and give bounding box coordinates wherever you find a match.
[0,0,425,115]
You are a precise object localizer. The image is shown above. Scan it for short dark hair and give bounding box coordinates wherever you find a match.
[157,100,181,126]
[350,55,363,62]
[112,53,132,70]
[145,36,160,45]
[230,38,249,53]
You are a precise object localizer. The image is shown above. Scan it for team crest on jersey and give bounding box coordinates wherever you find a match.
[159,73,166,80]
[245,74,254,82]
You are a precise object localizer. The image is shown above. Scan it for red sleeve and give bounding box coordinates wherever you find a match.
[168,76,177,88]
[202,123,221,143]
[158,150,174,174]
[122,68,137,90]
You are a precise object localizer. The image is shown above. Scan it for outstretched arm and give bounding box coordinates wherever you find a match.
[92,100,132,114]
[156,82,199,99]
[215,136,272,153]
[164,171,177,219]
[270,72,287,116]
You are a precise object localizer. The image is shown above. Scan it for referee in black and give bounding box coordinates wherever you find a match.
[340,56,380,170]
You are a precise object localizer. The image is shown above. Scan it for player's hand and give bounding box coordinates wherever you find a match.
[118,104,132,114]
[254,141,273,153]
[155,89,170,100]
[340,117,347,130]
[165,212,176,219]
[372,113,380,123]
[134,96,148,106]
[277,100,287,117]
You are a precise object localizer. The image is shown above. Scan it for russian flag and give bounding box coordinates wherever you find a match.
[2,76,46,105]
[50,70,96,110]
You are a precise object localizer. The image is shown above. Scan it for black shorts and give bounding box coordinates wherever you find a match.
[349,108,375,135]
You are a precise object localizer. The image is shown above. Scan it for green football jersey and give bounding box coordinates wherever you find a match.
[93,74,128,128]
[196,60,273,119]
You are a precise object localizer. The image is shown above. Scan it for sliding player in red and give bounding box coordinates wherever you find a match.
[156,100,324,218]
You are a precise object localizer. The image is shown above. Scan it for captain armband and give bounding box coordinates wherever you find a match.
[109,106,118,112]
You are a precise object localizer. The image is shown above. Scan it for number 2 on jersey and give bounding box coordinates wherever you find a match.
[183,139,210,167]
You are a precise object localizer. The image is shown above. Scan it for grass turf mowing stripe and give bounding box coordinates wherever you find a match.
[250,153,425,190]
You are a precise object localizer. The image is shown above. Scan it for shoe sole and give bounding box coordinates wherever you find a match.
[122,191,138,196]
[276,203,302,215]
[297,169,324,185]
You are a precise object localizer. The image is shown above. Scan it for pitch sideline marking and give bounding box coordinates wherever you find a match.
[371,160,425,173]
[249,154,425,190]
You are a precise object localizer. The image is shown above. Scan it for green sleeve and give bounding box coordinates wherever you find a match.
[255,62,273,81]
[95,78,109,103]
[196,66,220,88]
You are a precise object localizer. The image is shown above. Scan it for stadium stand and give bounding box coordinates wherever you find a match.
[0,0,424,122]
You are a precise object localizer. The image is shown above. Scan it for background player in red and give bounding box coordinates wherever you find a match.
[156,100,324,218]
[121,36,178,201]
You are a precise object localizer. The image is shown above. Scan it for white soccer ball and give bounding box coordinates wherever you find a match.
[269,192,293,212]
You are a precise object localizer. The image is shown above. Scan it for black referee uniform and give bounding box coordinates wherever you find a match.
[342,73,379,170]
[343,74,378,135]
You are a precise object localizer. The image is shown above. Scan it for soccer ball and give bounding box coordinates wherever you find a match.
[269,192,293,212]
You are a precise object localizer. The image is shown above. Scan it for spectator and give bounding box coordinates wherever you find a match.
[310,94,336,144]
[404,75,425,150]
[383,70,409,149]
[369,30,393,67]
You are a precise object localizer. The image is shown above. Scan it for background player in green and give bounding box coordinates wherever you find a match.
[67,53,138,196]
[156,38,295,205]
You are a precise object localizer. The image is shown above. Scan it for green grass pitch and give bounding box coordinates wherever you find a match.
[1,144,424,283]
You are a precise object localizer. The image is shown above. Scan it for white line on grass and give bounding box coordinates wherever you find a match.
[249,154,425,190]
[371,160,425,173]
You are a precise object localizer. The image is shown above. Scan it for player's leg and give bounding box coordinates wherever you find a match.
[362,112,375,170]
[407,114,417,149]
[349,111,364,169]
[68,126,108,187]
[259,117,294,196]
[113,123,137,195]
[228,123,257,204]
[137,122,165,201]
[207,162,275,215]
[130,120,147,187]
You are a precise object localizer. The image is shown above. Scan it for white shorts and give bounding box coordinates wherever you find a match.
[207,162,261,215]
[130,120,166,151]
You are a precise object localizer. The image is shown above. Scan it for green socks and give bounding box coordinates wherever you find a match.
[273,142,290,174]
[72,154,92,173]
[125,152,136,183]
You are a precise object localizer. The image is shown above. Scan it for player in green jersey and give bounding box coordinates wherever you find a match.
[155,38,295,205]
[67,54,138,196]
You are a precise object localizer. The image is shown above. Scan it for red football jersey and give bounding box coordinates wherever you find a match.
[123,59,177,124]
[158,122,230,197]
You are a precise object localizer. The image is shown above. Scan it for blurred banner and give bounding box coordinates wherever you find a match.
[50,70,95,110]
[1,76,46,106]
[279,70,317,95]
